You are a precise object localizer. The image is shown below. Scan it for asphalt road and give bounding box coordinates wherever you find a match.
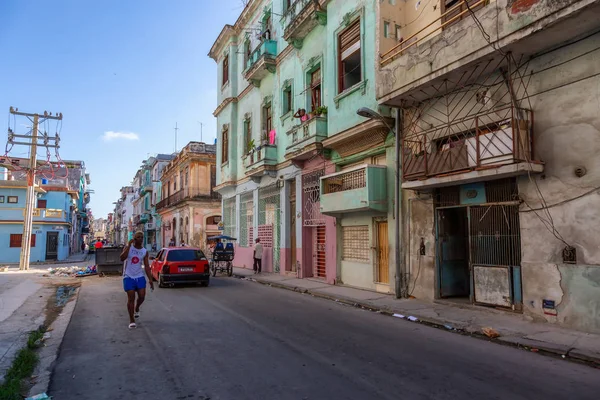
[50,275,600,400]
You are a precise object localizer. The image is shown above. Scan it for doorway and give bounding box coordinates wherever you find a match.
[289,182,297,273]
[46,231,59,260]
[375,220,389,284]
[437,208,470,299]
[313,226,326,278]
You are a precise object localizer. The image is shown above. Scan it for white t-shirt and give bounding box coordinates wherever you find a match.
[124,246,147,279]
[254,243,264,259]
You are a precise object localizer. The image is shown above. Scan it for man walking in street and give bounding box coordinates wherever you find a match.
[253,238,263,274]
[120,231,154,329]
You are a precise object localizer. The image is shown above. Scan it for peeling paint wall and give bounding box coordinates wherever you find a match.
[401,29,600,333]
[517,31,600,333]
[377,0,600,102]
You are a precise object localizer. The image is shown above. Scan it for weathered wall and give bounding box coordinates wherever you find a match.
[399,29,600,332]
[377,0,600,102]
[404,191,436,300]
[516,32,600,333]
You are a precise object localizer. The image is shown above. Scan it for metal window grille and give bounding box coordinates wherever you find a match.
[485,178,518,203]
[258,185,281,272]
[435,186,460,207]
[302,170,325,227]
[239,192,253,247]
[223,197,236,238]
[342,225,370,262]
[323,169,366,194]
[469,205,521,267]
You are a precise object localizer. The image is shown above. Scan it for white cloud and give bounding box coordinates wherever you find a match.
[102,131,140,141]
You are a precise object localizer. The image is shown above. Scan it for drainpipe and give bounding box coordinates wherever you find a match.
[394,108,405,298]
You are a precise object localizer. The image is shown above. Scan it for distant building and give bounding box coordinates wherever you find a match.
[156,142,221,250]
[0,170,80,263]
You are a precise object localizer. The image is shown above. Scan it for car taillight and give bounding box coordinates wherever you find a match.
[162,264,169,274]
[204,263,209,273]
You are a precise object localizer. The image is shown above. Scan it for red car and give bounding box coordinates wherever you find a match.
[150,247,210,288]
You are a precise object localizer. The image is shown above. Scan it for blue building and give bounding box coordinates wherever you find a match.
[0,177,78,264]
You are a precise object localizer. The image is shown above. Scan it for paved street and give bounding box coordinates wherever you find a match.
[50,276,600,400]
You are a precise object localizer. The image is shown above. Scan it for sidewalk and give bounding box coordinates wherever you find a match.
[233,267,600,366]
[3,251,92,267]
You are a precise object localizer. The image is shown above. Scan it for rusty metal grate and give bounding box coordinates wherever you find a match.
[485,178,518,203]
[303,170,325,227]
[469,205,521,267]
[342,225,370,262]
[323,169,366,194]
[435,186,460,207]
[314,225,326,278]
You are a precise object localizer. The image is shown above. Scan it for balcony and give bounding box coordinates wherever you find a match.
[140,183,153,194]
[156,187,221,211]
[319,165,388,215]
[244,40,277,86]
[402,107,543,190]
[285,116,328,162]
[281,0,327,49]
[243,145,278,180]
[378,0,600,105]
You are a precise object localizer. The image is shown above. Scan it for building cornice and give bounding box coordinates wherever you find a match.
[213,97,238,117]
[209,0,264,61]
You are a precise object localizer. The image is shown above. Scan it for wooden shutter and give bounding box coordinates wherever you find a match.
[340,20,361,60]
[37,199,47,209]
[31,234,36,247]
[222,128,229,163]
[10,234,21,247]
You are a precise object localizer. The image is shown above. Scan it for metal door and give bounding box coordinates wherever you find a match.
[46,231,59,260]
[469,205,521,307]
[290,190,297,273]
[376,221,389,284]
[313,226,326,278]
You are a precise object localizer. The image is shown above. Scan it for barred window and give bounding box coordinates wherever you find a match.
[342,225,369,262]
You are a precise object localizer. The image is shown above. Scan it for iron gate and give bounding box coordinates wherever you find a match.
[302,170,325,227]
[469,204,521,307]
[258,185,281,272]
[223,197,236,239]
[239,192,253,247]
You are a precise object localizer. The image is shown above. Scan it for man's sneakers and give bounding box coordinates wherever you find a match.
[128,322,137,329]
[134,311,140,319]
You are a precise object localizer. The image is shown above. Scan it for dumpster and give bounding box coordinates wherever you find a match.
[95,246,124,275]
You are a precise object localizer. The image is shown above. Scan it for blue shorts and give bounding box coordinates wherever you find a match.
[123,276,146,292]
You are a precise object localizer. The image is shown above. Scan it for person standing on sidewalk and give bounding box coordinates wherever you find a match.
[253,238,263,274]
[120,231,154,329]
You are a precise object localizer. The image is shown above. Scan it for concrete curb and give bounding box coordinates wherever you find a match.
[27,287,81,397]
[234,272,600,367]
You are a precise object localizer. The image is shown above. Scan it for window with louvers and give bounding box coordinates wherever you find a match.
[338,19,362,93]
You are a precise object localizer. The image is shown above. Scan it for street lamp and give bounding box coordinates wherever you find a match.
[356,107,404,299]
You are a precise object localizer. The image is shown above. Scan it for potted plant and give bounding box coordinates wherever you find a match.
[261,131,269,146]
[247,139,256,154]
[313,106,328,116]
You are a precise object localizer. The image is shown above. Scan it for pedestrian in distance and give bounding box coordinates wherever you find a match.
[253,237,263,274]
[120,231,154,329]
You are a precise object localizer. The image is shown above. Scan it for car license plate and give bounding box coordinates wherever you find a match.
[179,267,193,272]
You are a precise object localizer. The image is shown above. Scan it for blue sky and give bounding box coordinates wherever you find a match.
[0,0,244,218]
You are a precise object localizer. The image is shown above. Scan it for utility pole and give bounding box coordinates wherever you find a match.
[8,108,62,270]
[174,122,179,152]
[198,121,203,142]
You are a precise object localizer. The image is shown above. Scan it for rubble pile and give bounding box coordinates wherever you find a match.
[47,265,97,277]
